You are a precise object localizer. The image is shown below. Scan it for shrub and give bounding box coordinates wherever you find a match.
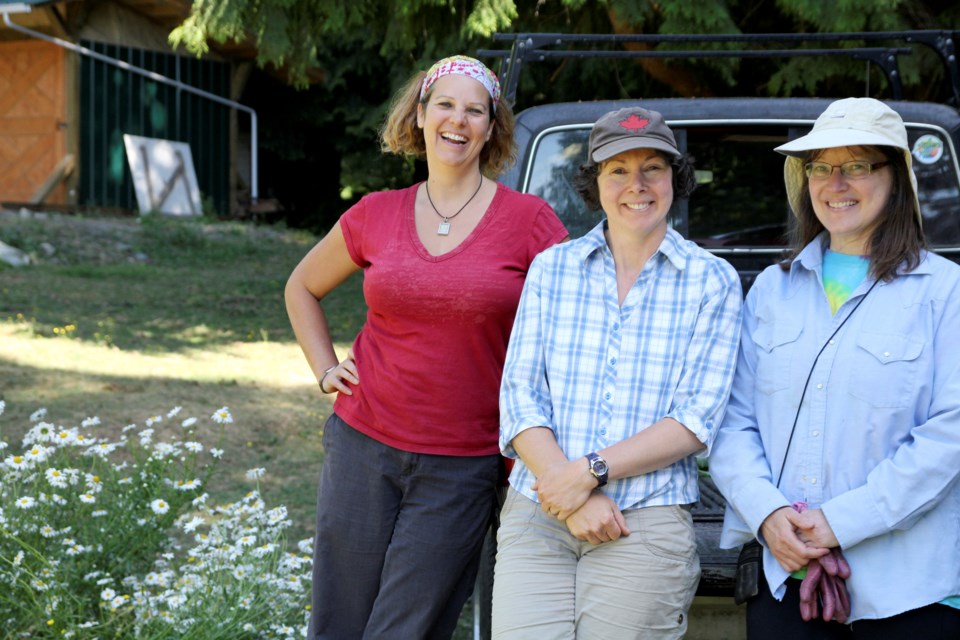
[0,401,312,639]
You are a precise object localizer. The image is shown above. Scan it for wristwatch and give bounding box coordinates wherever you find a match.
[585,452,608,487]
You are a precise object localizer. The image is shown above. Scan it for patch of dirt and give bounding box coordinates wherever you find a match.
[0,208,144,266]
[0,208,301,267]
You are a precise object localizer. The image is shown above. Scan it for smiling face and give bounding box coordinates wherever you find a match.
[597,148,674,241]
[808,145,893,255]
[416,74,494,173]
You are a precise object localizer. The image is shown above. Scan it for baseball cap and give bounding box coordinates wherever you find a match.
[588,107,680,162]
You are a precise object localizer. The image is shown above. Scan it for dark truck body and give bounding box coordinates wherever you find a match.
[473,30,960,636]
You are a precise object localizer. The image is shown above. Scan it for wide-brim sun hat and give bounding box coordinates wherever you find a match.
[774,97,921,224]
[588,107,680,162]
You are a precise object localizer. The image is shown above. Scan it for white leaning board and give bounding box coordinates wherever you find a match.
[123,134,202,216]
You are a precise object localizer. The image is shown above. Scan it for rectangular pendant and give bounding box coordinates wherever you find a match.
[437,221,451,236]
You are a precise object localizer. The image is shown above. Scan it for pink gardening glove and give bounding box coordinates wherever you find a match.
[793,502,851,623]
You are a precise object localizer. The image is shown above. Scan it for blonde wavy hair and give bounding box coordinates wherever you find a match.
[379,69,517,178]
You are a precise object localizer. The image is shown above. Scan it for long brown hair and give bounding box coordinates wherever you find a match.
[782,145,925,281]
[379,70,517,178]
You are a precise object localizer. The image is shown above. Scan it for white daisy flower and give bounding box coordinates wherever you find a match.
[181,417,197,428]
[40,525,57,538]
[150,499,170,515]
[15,496,36,509]
[100,588,116,601]
[152,442,176,458]
[211,407,232,424]
[184,441,203,453]
[13,550,24,566]
[80,416,100,428]
[167,406,182,418]
[210,448,224,459]
[144,415,162,427]
[25,446,49,462]
[85,474,103,492]
[92,510,108,518]
[182,516,204,533]
[84,442,117,458]
[55,429,78,445]
[45,468,68,488]
[0,400,5,416]
[245,467,265,480]
[5,454,27,470]
[174,479,201,491]
[30,407,48,422]
[79,493,96,504]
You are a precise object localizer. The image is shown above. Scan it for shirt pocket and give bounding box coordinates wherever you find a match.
[847,331,923,408]
[753,319,803,396]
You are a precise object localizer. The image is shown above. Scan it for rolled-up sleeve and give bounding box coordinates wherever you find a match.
[667,263,742,453]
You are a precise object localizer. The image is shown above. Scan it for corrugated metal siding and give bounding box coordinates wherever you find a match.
[79,41,230,214]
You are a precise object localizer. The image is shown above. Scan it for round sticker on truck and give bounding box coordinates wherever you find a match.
[913,134,944,164]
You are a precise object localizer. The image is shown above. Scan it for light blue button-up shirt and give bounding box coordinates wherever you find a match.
[500,222,742,509]
[710,234,960,621]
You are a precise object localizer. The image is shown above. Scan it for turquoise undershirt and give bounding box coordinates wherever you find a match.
[822,249,869,315]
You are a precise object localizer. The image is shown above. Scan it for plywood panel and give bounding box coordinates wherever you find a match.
[0,41,66,204]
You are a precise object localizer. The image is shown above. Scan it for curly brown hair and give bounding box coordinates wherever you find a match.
[379,70,516,178]
[571,152,698,211]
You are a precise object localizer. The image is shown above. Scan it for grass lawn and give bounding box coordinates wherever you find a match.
[0,210,483,638]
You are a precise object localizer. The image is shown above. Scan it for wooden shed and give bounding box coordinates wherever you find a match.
[0,0,257,215]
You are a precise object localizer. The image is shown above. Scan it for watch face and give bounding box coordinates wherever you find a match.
[593,459,608,475]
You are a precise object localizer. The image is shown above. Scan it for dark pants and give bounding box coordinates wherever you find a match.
[308,412,500,640]
[748,567,960,640]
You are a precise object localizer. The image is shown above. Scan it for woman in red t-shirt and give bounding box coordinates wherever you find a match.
[285,55,567,639]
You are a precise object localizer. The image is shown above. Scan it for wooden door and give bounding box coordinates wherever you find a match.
[0,40,66,204]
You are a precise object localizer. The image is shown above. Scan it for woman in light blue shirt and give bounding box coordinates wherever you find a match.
[493,107,742,638]
[710,97,960,639]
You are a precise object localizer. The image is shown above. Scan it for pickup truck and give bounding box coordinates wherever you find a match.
[472,29,960,638]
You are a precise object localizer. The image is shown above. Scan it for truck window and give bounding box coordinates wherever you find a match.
[683,126,791,248]
[524,122,960,252]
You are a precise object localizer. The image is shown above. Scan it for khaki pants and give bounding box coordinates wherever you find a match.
[492,488,700,640]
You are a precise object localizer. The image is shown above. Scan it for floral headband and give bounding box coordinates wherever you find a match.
[419,55,501,113]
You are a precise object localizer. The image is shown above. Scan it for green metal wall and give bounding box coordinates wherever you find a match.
[79,41,231,215]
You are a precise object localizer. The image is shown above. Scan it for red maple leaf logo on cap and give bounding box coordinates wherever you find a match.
[619,115,649,130]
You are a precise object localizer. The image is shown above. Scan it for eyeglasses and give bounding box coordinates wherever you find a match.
[804,160,890,180]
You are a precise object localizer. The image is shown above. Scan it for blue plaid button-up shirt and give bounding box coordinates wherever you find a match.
[500,222,742,509]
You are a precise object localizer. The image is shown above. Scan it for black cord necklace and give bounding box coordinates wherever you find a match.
[425,173,483,236]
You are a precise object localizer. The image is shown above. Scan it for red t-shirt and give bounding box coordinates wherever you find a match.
[334,182,567,456]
